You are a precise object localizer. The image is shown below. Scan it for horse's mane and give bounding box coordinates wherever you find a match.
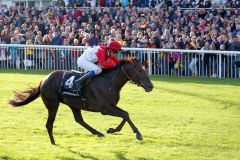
[101,57,139,74]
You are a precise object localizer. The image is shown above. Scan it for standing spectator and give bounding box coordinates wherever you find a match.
[1,25,9,43]
[121,0,129,7]
[150,0,158,8]
[61,38,71,70]
[219,43,229,77]
[152,30,161,48]
[71,38,80,69]
[42,35,52,69]
[0,20,4,34]
[25,28,35,42]
[51,31,63,45]
[10,37,18,68]
[34,35,44,68]
[124,31,132,47]
[88,32,99,46]
[171,43,182,75]
[233,24,240,37]
[51,31,63,69]
[109,28,117,41]
[189,35,202,76]
[20,23,28,34]
[201,41,211,76]
[25,39,34,68]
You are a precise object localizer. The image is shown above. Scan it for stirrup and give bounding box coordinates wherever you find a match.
[73,90,80,95]
[62,91,80,97]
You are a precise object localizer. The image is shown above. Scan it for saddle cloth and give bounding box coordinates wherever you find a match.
[61,70,84,97]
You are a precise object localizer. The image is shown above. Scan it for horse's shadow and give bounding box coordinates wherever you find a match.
[56,147,129,160]
[113,151,151,160]
[113,152,128,160]
[56,145,147,160]
[0,155,15,160]
[56,145,99,160]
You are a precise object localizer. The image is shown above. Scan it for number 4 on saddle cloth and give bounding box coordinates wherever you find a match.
[61,70,89,97]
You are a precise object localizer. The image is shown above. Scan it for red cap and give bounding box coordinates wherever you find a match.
[107,41,123,52]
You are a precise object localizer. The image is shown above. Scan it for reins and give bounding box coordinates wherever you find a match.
[121,65,143,87]
[108,60,147,87]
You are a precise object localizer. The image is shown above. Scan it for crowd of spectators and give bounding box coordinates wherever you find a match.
[0,0,240,76]
[0,1,239,50]
[66,0,240,8]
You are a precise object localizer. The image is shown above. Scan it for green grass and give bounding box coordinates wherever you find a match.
[0,69,240,160]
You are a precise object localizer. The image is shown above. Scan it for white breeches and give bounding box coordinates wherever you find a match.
[77,58,102,75]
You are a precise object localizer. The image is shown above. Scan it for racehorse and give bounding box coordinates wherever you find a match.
[9,57,154,145]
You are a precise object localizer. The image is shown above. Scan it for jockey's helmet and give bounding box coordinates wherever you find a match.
[107,41,123,52]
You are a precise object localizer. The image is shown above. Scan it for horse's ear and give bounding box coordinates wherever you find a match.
[133,58,140,63]
[123,60,135,71]
[127,57,138,63]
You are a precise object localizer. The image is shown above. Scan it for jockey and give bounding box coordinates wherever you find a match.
[74,41,123,90]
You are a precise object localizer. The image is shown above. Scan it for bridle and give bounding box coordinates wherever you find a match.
[121,64,146,87]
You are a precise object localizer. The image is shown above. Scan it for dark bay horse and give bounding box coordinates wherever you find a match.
[9,58,154,145]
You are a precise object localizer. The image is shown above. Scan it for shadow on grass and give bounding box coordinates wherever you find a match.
[159,86,239,109]
[114,152,128,160]
[137,157,154,160]
[57,157,78,160]
[57,145,99,160]
[0,156,15,160]
[113,152,151,160]
[151,75,240,87]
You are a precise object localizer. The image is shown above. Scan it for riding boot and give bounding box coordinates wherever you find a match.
[73,71,95,91]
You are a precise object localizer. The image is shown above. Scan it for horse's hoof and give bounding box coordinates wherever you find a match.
[107,128,115,133]
[50,140,56,145]
[136,134,143,141]
[98,133,105,138]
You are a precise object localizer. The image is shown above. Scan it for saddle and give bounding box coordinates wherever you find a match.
[61,70,85,97]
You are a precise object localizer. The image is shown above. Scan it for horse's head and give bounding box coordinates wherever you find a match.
[121,58,154,92]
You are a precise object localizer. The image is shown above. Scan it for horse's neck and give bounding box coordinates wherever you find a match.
[106,67,128,91]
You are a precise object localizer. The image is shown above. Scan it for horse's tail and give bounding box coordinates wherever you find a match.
[9,81,41,107]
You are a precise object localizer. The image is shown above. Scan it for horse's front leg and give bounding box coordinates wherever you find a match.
[102,106,143,141]
[107,119,126,134]
[71,108,104,137]
[107,107,127,133]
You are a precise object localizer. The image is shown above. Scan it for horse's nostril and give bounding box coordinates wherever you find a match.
[145,84,153,92]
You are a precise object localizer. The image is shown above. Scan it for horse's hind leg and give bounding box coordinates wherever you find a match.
[71,108,104,137]
[46,106,59,145]
[42,97,59,145]
[102,106,143,141]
